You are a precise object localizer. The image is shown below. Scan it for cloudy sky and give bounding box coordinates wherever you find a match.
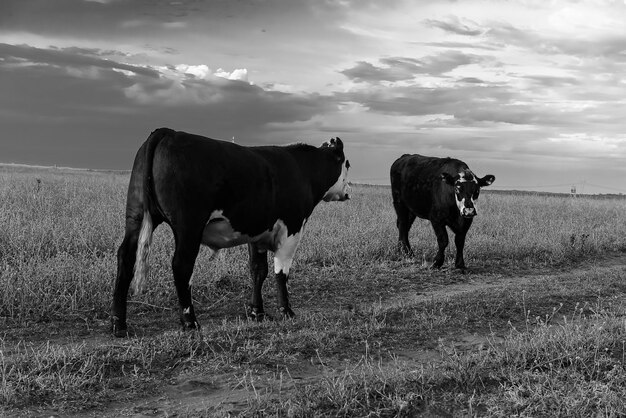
[2,0,626,193]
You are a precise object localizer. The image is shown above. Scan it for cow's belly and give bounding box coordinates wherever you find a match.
[201,211,281,251]
[405,201,430,220]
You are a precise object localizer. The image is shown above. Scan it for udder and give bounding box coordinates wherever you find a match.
[201,219,251,249]
[201,215,279,251]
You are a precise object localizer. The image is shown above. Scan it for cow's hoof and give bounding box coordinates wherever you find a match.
[398,244,414,258]
[181,320,201,331]
[430,262,443,270]
[279,306,295,319]
[247,307,266,322]
[112,326,129,338]
[183,322,200,331]
[111,317,128,338]
[456,266,467,274]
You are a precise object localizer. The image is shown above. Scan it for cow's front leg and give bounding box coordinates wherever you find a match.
[454,232,468,271]
[431,221,448,269]
[274,229,304,319]
[453,219,472,272]
[275,271,294,318]
[172,234,201,331]
[247,243,268,321]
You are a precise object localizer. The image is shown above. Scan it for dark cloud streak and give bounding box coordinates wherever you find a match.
[424,16,484,36]
[0,43,159,77]
[0,43,337,168]
[341,51,486,83]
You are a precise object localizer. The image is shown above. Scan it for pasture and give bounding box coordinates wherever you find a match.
[2,165,626,416]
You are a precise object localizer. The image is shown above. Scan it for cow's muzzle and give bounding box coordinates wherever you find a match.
[461,207,476,218]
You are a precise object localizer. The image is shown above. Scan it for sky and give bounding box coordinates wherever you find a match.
[2,0,626,194]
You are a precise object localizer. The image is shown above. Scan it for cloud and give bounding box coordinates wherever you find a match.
[458,77,485,84]
[340,60,418,83]
[0,42,337,168]
[0,0,350,43]
[337,82,513,118]
[425,16,484,36]
[341,51,486,83]
[521,74,579,88]
[0,43,159,78]
[175,64,212,79]
[485,21,626,60]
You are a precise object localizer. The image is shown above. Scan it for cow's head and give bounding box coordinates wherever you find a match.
[442,170,495,218]
[321,137,351,201]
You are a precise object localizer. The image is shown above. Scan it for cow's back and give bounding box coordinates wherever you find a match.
[150,131,318,237]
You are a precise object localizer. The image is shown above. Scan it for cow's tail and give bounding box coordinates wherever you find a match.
[131,128,169,296]
[131,210,153,296]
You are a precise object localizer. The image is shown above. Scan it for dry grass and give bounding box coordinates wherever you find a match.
[3,168,626,321]
[2,166,626,415]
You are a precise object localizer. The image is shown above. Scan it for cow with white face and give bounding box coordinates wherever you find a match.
[112,128,350,337]
[442,170,491,218]
[390,154,494,271]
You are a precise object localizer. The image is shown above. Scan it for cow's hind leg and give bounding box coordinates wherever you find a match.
[172,230,202,331]
[247,243,268,321]
[113,236,137,337]
[112,215,154,337]
[274,232,303,319]
[393,200,416,256]
[431,221,449,269]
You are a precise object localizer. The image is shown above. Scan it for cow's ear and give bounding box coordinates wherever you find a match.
[441,173,458,186]
[478,174,495,187]
[333,137,343,150]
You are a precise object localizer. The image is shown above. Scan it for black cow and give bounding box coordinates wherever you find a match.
[112,128,350,337]
[390,154,494,271]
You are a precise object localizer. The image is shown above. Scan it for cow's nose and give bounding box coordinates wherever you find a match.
[344,193,350,200]
[462,207,475,217]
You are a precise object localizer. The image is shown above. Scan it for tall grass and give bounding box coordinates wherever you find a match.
[241,297,626,417]
[1,168,626,322]
[2,161,626,416]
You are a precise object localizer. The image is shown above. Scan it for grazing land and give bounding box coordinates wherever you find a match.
[2,165,626,416]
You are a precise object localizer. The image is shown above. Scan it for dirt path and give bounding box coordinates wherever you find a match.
[396,252,626,305]
[13,253,626,417]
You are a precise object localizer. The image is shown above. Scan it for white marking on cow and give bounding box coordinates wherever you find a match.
[455,196,466,215]
[323,161,350,201]
[209,210,224,220]
[202,212,307,276]
[131,210,154,296]
[457,171,478,184]
[274,220,306,275]
[183,307,191,315]
[456,196,477,217]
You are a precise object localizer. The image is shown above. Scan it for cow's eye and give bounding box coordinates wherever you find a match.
[345,160,350,169]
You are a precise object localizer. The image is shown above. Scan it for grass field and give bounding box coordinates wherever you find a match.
[2,165,626,416]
